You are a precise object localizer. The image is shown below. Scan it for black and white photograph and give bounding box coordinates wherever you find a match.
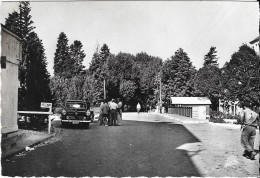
[1,0,259,177]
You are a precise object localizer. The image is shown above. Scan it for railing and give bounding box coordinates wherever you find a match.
[168,107,192,118]
[17,111,53,134]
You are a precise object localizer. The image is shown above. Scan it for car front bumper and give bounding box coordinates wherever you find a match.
[61,120,91,124]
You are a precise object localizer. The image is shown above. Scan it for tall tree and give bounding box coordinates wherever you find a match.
[221,44,260,108]
[162,48,196,98]
[203,46,219,66]
[89,43,110,79]
[88,44,111,101]
[5,2,52,110]
[53,32,72,78]
[23,32,52,110]
[69,40,86,75]
[5,2,35,94]
[106,52,137,101]
[195,65,221,110]
[89,44,101,79]
[194,46,221,110]
[135,52,163,107]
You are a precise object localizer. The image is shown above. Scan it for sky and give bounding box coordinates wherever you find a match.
[1,1,259,76]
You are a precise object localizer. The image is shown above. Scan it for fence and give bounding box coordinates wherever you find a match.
[168,107,192,118]
[17,111,53,134]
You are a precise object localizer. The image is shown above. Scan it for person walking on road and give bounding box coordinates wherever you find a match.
[240,104,259,160]
[117,98,123,126]
[137,103,141,114]
[109,99,118,126]
[99,101,104,126]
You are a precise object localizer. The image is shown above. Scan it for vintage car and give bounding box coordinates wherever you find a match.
[61,100,94,128]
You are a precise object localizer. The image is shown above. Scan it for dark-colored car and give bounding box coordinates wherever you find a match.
[61,100,94,129]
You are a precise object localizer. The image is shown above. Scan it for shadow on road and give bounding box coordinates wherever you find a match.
[113,120,202,177]
[2,119,202,177]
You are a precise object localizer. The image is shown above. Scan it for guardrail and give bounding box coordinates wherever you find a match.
[17,111,53,134]
[168,107,192,118]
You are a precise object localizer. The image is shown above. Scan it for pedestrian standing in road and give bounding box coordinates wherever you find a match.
[109,99,118,126]
[240,103,259,160]
[137,103,141,114]
[101,100,110,126]
[108,100,112,126]
[117,98,123,126]
[99,101,104,126]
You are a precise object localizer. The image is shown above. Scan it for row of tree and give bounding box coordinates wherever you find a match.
[5,2,260,112]
[51,33,260,112]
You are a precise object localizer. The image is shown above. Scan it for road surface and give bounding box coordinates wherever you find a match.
[2,113,259,177]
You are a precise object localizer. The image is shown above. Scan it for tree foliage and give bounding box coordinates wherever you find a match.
[5,2,52,110]
[162,48,197,99]
[89,43,110,79]
[53,32,72,78]
[194,46,221,110]
[221,44,260,107]
[203,46,219,66]
[49,75,96,107]
[195,65,221,110]
[69,40,86,75]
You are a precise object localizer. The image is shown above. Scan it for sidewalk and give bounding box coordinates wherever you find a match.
[154,112,209,124]
[2,129,54,159]
[155,112,259,132]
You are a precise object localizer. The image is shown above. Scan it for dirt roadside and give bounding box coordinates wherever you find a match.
[181,123,259,177]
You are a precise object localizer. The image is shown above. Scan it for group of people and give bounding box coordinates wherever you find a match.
[99,98,123,126]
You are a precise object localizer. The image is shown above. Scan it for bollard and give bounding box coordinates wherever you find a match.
[48,115,51,134]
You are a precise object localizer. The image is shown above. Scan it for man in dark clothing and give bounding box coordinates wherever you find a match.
[101,100,110,126]
[240,105,259,160]
[109,99,118,126]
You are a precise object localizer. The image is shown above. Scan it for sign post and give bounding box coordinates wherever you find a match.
[41,102,53,134]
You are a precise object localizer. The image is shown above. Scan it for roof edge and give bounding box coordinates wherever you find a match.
[1,24,22,41]
[249,36,260,44]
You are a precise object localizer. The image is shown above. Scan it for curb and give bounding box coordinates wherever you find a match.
[154,113,209,124]
[2,134,54,160]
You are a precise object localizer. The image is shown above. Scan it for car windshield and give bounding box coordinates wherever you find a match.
[66,102,86,109]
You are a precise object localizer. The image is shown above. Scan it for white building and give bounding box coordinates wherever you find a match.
[249,36,259,54]
[169,97,211,120]
[1,24,22,133]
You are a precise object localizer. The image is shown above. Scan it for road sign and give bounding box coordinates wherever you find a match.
[41,102,52,108]
[41,102,52,115]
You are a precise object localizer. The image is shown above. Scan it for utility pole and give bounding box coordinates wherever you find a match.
[159,76,162,113]
[104,79,106,100]
[160,77,162,104]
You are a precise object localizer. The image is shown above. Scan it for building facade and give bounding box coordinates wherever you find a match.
[1,24,22,134]
[169,97,211,120]
[249,36,259,55]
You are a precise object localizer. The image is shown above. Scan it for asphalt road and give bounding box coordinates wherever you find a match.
[2,113,202,177]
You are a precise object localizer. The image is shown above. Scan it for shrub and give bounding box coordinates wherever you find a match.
[209,111,242,124]
[209,111,226,123]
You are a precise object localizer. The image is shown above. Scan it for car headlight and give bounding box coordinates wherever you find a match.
[86,110,91,116]
[62,109,67,115]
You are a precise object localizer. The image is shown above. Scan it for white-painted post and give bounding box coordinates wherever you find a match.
[40,102,53,135]
[48,115,51,134]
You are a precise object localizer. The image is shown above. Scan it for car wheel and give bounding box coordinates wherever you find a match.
[61,122,67,128]
[84,123,89,129]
